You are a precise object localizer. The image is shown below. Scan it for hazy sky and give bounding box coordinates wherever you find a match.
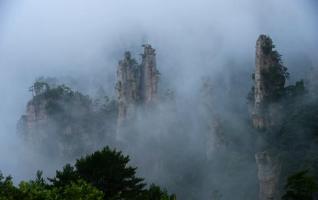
[0,0,317,182]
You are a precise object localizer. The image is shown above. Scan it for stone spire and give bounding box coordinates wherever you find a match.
[116,51,140,128]
[255,151,281,200]
[141,44,159,103]
[251,35,286,129]
[116,45,159,129]
[251,35,287,200]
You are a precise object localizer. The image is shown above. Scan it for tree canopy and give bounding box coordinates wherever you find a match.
[282,170,318,200]
[0,146,175,200]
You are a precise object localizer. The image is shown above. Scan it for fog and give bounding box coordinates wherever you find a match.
[0,0,317,199]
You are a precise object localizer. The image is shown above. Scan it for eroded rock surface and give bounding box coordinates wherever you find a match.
[250,35,288,200]
[255,151,281,200]
[251,35,286,129]
[116,45,159,129]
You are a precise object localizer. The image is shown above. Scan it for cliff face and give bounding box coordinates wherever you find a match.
[255,151,281,200]
[18,83,117,158]
[116,45,159,128]
[251,35,286,130]
[20,82,50,137]
[17,99,50,144]
[116,51,140,128]
[140,44,159,103]
[25,100,48,129]
[251,35,287,200]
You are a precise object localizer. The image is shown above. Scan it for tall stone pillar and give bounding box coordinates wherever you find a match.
[141,44,159,103]
[255,151,281,200]
[116,51,140,129]
[251,35,287,200]
[115,45,159,133]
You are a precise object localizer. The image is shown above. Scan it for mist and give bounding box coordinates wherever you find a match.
[0,0,317,199]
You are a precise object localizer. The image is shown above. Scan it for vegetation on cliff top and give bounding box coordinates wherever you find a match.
[19,80,118,158]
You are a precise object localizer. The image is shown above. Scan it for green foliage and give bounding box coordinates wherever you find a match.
[261,64,286,101]
[249,35,290,104]
[48,164,79,188]
[124,51,138,66]
[260,35,287,78]
[260,36,288,80]
[249,35,318,197]
[18,178,103,200]
[0,147,174,200]
[30,81,50,96]
[282,170,318,200]
[59,180,104,200]
[75,147,146,200]
[21,81,118,158]
[17,170,53,200]
[140,184,176,200]
[18,181,53,200]
[277,95,318,178]
[41,85,91,116]
[0,172,21,200]
[283,80,306,100]
[48,146,175,199]
[260,59,288,103]
[260,35,275,55]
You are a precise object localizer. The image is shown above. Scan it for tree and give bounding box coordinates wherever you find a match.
[75,147,146,200]
[21,81,118,160]
[49,146,177,200]
[18,181,53,200]
[141,184,176,200]
[0,172,21,200]
[59,180,104,200]
[1,147,175,200]
[282,170,318,200]
[17,170,55,200]
[259,35,289,102]
[18,178,103,200]
[48,164,79,188]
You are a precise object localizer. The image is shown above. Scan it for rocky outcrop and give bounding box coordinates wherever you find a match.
[250,35,288,200]
[251,35,286,130]
[116,44,159,129]
[18,83,117,158]
[255,151,281,200]
[116,51,140,128]
[17,84,50,142]
[140,44,159,103]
